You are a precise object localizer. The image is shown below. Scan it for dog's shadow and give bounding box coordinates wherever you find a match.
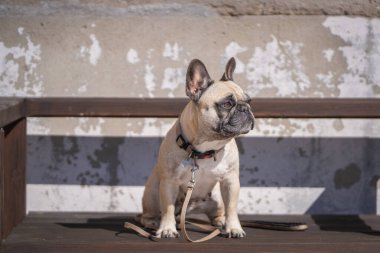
[56,215,216,239]
[57,215,140,236]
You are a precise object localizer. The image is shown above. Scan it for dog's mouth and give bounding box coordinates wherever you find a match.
[219,121,253,137]
[218,112,254,137]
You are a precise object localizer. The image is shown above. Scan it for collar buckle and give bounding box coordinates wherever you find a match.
[176,134,190,150]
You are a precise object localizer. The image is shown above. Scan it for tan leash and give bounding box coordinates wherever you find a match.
[124,161,308,242]
[179,164,223,242]
[124,222,161,242]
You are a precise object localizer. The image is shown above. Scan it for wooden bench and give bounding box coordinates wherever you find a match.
[1,97,380,253]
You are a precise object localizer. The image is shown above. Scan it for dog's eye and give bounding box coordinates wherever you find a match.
[222,101,233,110]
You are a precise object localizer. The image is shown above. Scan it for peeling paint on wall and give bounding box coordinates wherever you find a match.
[0,27,50,134]
[163,42,182,61]
[323,48,334,62]
[323,17,380,97]
[245,118,380,138]
[0,27,43,96]
[27,185,325,214]
[77,81,88,94]
[161,67,184,97]
[245,36,310,97]
[126,118,175,137]
[223,42,247,74]
[126,43,188,98]
[27,185,144,212]
[144,64,156,97]
[79,34,102,66]
[74,117,105,136]
[126,48,140,64]
[27,118,51,135]
[239,187,325,214]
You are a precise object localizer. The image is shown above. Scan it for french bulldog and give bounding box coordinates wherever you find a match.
[139,57,254,238]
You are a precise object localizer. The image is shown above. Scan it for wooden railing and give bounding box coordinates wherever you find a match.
[1,97,380,245]
[23,97,380,118]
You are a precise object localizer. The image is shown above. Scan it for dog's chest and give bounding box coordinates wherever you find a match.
[175,151,234,199]
[177,153,231,179]
[173,138,238,197]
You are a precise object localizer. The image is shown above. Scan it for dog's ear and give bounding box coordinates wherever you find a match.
[186,59,213,102]
[220,57,236,81]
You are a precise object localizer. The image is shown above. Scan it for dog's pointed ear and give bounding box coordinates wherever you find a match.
[220,57,236,81]
[186,59,213,102]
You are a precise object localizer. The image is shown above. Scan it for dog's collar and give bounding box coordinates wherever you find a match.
[176,122,222,160]
[176,134,217,160]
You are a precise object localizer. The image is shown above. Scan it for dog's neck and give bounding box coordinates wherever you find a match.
[179,102,230,153]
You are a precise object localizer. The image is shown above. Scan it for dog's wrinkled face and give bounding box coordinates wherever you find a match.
[208,82,254,137]
[186,58,255,139]
[198,81,255,139]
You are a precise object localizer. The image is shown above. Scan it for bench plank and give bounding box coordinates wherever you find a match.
[25,98,186,118]
[25,97,380,118]
[2,213,380,253]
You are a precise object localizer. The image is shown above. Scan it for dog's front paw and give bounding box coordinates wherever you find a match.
[156,225,179,238]
[225,219,246,238]
[226,227,246,238]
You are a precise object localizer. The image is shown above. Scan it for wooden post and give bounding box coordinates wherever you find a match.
[0,118,26,240]
[377,179,380,215]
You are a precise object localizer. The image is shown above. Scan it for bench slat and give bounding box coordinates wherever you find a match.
[25,97,380,118]
[3,213,380,253]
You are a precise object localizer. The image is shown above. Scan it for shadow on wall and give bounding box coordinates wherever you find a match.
[27,136,380,214]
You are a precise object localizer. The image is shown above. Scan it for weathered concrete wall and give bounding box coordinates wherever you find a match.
[1,0,380,17]
[1,1,380,215]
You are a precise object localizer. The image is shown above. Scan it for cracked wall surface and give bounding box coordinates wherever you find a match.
[1,1,380,214]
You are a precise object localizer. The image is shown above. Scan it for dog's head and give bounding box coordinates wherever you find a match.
[185,58,254,139]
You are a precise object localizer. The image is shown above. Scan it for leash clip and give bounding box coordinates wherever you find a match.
[188,160,198,188]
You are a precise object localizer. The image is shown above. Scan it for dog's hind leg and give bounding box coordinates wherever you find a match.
[205,182,226,227]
